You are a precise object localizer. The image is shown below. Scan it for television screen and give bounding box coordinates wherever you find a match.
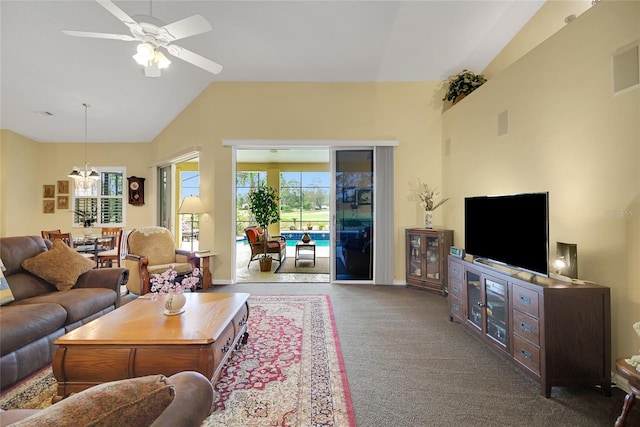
[464,192,549,276]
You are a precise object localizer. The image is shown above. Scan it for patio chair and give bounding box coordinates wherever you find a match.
[244,226,286,268]
[181,221,199,242]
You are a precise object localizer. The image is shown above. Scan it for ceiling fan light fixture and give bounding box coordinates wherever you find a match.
[155,50,171,69]
[133,42,155,66]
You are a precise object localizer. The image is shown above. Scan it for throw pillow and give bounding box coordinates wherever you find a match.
[0,268,15,305]
[0,257,6,271]
[21,239,95,291]
[11,374,175,427]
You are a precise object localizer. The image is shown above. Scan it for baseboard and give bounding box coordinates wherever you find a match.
[212,279,234,285]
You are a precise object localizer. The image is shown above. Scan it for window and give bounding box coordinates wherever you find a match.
[236,171,266,236]
[280,172,330,231]
[72,167,125,226]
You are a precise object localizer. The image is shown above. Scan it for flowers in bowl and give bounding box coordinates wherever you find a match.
[150,265,200,294]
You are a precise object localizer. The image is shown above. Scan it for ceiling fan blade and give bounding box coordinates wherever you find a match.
[166,45,223,75]
[61,29,137,42]
[96,0,142,32]
[144,64,161,78]
[159,14,212,42]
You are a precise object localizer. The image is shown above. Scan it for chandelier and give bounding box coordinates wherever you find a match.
[68,103,100,189]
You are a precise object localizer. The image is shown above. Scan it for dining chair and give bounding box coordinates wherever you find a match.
[101,227,122,250]
[97,229,131,268]
[48,232,95,261]
[41,229,61,240]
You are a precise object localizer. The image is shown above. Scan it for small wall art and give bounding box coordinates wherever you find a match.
[43,185,55,198]
[43,200,55,214]
[57,180,69,194]
[342,187,356,204]
[357,188,372,205]
[57,195,69,210]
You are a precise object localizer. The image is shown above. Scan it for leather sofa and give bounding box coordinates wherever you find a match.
[0,371,214,427]
[0,236,129,391]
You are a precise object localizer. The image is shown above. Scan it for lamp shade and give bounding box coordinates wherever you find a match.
[179,196,204,214]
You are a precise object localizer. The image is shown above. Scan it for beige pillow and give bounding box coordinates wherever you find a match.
[21,239,95,291]
[11,374,175,427]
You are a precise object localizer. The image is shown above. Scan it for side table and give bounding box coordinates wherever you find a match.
[195,251,218,289]
[295,241,316,267]
[615,357,640,427]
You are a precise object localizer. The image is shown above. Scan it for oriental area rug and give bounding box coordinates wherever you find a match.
[0,295,356,427]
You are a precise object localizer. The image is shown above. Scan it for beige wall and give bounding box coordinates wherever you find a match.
[484,0,592,78]
[442,1,640,360]
[153,82,446,283]
[0,132,153,236]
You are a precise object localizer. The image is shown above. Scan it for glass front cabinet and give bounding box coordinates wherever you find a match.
[405,228,453,295]
[465,269,509,354]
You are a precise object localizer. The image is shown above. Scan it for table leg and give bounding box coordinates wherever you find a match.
[615,392,637,427]
[200,257,212,289]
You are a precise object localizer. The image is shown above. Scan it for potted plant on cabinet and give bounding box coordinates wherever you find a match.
[442,69,487,104]
[247,184,281,272]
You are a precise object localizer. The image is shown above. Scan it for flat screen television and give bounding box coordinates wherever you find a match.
[464,192,549,276]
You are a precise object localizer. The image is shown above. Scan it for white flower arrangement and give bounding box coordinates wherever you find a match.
[150,264,200,294]
[625,321,640,373]
[408,179,450,212]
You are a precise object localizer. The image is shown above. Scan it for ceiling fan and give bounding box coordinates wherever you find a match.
[62,0,222,77]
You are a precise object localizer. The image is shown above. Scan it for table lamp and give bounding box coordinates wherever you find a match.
[178,196,204,252]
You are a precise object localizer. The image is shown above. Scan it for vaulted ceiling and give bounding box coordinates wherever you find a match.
[1,0,545,143]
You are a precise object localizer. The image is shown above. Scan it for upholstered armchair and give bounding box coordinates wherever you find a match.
[124,226,198,295]
[245,226,286,268]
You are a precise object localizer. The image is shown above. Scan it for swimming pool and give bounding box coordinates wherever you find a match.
[237,231,331,247]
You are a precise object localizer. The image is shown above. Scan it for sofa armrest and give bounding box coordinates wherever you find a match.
[151,371,214,427]
[124,255,150,295]
[74,268,129,308]
[175,250,199,269]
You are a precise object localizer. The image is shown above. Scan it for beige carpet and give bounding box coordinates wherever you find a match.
[275,256,329,274]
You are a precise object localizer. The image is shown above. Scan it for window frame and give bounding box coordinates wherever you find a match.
[71,166,126,228]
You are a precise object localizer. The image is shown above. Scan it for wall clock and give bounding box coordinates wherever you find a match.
[127,176,145,206]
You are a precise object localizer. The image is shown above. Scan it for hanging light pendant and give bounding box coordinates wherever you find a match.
[68,103,100,189]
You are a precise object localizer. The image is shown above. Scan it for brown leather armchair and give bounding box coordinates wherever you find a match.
[245,226,286,268]
[124,226,198,295]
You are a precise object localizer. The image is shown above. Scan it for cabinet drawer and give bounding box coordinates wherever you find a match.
[449,260,463,281]
[512,310,540,346]
[449,296,464,322]
[511,285,539,317]
[513,335,540,376]
[449,279,463,300]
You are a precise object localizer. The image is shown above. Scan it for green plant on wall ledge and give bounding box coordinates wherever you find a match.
[442,69,487,104]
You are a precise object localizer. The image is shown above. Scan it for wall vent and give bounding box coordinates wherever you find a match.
[613,43,639,94]
[498,110,509,137]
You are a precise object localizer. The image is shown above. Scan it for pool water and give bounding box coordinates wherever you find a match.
[237,232,331,247]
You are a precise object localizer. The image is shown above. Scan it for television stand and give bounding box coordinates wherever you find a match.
[471,257,520,276]
[449,255,611,397]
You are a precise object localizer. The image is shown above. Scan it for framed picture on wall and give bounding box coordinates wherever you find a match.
[57,196,69,210]
[357,189,372,205]
[342,187,356,203]
[43,200,55,214]
[43,185,55,198]
[57,180,69,194]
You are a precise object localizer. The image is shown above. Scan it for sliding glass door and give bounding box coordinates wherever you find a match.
[333,150,374,281]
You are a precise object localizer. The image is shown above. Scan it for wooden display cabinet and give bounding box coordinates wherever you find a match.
[405,228,453,295]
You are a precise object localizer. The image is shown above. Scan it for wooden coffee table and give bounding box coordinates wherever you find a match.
[52,292,249,401]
